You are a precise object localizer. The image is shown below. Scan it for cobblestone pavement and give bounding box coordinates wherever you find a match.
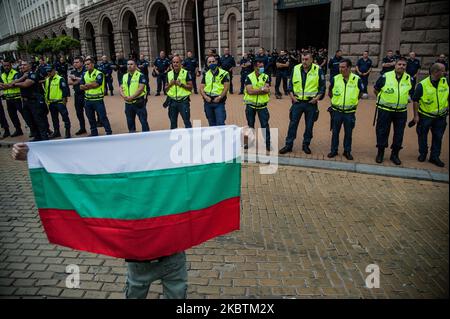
[1,77,448,174]
[0,147,448,299]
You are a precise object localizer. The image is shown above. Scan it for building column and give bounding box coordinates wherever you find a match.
[169,19,184,56]
[182,19,195,57]
[147,25,158,62]
[137,26,150,58]
[328,0,342,55]
[97,35,109,58]
[113,31,126,57]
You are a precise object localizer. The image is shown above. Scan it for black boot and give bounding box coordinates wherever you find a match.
[376,148,384,163]
[390,150,402,165]
[3,128,11,138]
[65,128,71,139]
[11,129,24,137]
[49,130,61,139]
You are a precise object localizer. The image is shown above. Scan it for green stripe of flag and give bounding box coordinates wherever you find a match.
[30,161,241,220]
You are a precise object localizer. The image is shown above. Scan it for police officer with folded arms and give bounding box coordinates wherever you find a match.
[238,52,253,95]
[80,58,113,136]
[219,48,236,94]
[44,65,71,139]
[200,56,230,126]
[243,57,272,151]
[154,51,171,96]
[373,57,412,165]
[165,56,193,129]
[98,55,115,96]
[275,50,290,99]
[183,50,199,95]
[279,51,326,155]
[412,63,448,167]
[327,59,364,160]
[0,58,33,138]
[68,56,88,135]
[8,60,49,141]
[120,60,150,133]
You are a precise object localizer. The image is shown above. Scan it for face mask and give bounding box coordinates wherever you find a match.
[209,64,217,70]
[259,67,265,74]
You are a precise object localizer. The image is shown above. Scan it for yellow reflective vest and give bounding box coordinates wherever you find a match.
[331,73,361,113]
[167,68,191,100]
[122,71,147,103]
[1,69,21,100]
[244,71,270,108]
[376,70,411,112]
[204,68,229,97]
[83,69,105,101]
[418,76,449,118]
[44,74,64,104]
[292,63,320,100]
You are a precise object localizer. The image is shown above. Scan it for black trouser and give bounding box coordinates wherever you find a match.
[85,99,112,136]
[0,99,9,130]
[245,105,271,147]
[157,73,167,94]
[125,99,150,133]
[240,72,249,94]
[22,97,49,141]
[417,114,447,159]
[49,102,71,132]
[74,93,86,131]
[117,72,125,88]
[168,99,192,129]
[5,98,29,132]
[104,75,114,95]
[188,70,198,94]
[275,70,289,95]
[409,77,417,97]
[360,75,369,94]
[330,110,356,153]
[285,101,317,148]
[224,70,234,93]
[375,108,407,151]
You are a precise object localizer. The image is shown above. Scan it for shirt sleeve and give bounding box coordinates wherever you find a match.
[96,73,103,86]
[412,83,423,102]
[60,78,69,98]
[222,72,230,83]
[374,75,386,91]
[317,68,326,98]
[139,74,147,85]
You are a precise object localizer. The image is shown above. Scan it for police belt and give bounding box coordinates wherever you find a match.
[126,96,145,105]
[169,96,189,103]
[22,96,39,101]
[247,103,268,109]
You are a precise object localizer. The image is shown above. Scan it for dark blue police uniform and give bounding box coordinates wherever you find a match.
[70,67,88,133]
[98,61,115,96]
[220,54,236,93]
[406,58,421,96]
[154,57,171,95]
[356,57,373,94]
[182,57,199,94]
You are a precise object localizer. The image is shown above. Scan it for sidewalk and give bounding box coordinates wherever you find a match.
[0,148,448,299]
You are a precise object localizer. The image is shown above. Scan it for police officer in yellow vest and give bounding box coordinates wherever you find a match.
[119,60,150,133]
[165,56,193,129]
[412,63,449,167]
[80,58,112,136]
[243,57,272,151]
[0,58,32,138]
[374,57,412,165]
[44,65,71,139]
[200,56,230,126]
[328,59,364,160]
[279,51,326,155]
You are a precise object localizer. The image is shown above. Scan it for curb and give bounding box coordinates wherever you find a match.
[245,154,449,183]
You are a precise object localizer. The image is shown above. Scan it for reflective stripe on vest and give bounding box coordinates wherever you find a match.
[122,71,147,103]
[204,68,229,96]
[44,75,64,104]
[83,69,104,101]
[292,63,320,100]
[419,76,449,118]
[331,73,361,113]
[376,71,411,112]
[167,68,191,100]
[1,69,21,99]
[244,71,270,107]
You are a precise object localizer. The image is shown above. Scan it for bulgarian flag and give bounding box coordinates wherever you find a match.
[27,126,241,260]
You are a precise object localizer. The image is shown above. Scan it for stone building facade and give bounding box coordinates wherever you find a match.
[0,0,448,70]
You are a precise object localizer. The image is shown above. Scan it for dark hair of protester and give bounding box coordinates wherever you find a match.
[340,58,352,68]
